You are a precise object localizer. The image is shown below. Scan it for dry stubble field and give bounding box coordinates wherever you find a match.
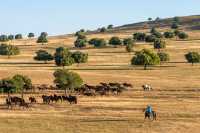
[0,30,200,133]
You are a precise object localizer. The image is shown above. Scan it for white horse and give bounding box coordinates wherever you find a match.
[142,84,153,91]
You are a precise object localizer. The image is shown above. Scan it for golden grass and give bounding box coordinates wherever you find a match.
[0,29,199,132]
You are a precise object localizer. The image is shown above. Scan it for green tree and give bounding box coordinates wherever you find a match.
[133,32,146,41]
[123,38,134,46]
[150,27,157,34]
[54,47,74,68]
[145,35,157,42]
[71,51,88,66]
[154,39,166,50]
[28,33,35,38]
[12,74,32,98]
[131,49,160,70]
[0,78,15,97]
[171,22,179,29]
[75,30,85,37]
[74,39,87,48]
[109,37,122,46]
[173,17,180,24]
[164,31,174,38]
[0,35,9,42]
[0,44,20,58]
[174,30,180,40]
[37,33,48,44]
[185,52,200,65]
[100,27,107,33]
[34,50,54,64]
[152,31,163,38]
[107,25,113,29]
[178,32,188,40]
[148,17,152,22]
[8,35,14,41]
[53,69,83,94]
[126,43,134,53]
[89,38,107,48]
[157,52,170,64]
[15,34,23,40]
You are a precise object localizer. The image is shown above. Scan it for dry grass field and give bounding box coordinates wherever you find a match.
[0,28,200,133]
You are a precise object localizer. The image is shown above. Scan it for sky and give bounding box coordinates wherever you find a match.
[0,0,200,36]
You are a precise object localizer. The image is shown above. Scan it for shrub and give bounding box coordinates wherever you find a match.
[0,44,20,58]
[126,43,134,52]
[157,52,170,62]
[15,34,23,40]
[154,39,166,50]
[37,32,48,44]
[34,50,54,63]
[28,33,35,38]
[178,32,188,39]
[109,37,122,46]
[89,38,107,48]
[133,32,146,41]
[185,52,200,65]
[145,35,157,42]
[0,35,9,42]
[164,31,174,38]
[71,51,88,65]
[123,38,134,46]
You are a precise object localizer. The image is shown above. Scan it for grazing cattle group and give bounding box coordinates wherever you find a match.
[75,82,133,96]
[5,94,77,109]
[6,97,29,109]
[42,94,77,104]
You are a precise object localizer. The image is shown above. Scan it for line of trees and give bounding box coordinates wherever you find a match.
[33,47,88,68]
[0,44,20,58]
[0,69,83,97]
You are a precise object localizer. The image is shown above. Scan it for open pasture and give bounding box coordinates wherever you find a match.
[0,31,200,133]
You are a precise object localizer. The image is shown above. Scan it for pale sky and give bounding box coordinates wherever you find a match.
[0,0,199,36]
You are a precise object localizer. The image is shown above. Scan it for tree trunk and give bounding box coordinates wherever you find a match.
[21,89,24,99]
[8,91,10,99]
[144,64,147,70]
[65,89,67,96]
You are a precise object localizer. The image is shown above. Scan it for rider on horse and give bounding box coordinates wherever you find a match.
[146,105,152,114]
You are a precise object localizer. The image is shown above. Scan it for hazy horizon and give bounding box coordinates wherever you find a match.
[0,0,200,36]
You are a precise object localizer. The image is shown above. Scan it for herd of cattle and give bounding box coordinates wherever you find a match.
[4,83,153,109]
[74,82,133,96]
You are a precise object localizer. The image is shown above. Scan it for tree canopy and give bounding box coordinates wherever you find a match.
[185,52,200,65]
[15,34,23,40]
[34,50,54,63]
[154,39,166,50]
[89,38,107,48]
[53,69,83,94]
[54,47,74,68]
[28,33,35,38]
[71,51,88,65]
[0,44,20,58]
[131,49,160,69]
[109,37,122,46]
[157,52,170,63]
[37,33,48,44]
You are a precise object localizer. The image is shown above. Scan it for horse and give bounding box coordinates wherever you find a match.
[144,111,157,121]
[142,85,153,91]
[67,95,77,104]
[29,97,37,104]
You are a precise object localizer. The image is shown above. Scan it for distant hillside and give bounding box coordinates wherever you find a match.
[112,15,200,32]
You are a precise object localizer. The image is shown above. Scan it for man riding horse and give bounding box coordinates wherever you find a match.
[144,105,156,120]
